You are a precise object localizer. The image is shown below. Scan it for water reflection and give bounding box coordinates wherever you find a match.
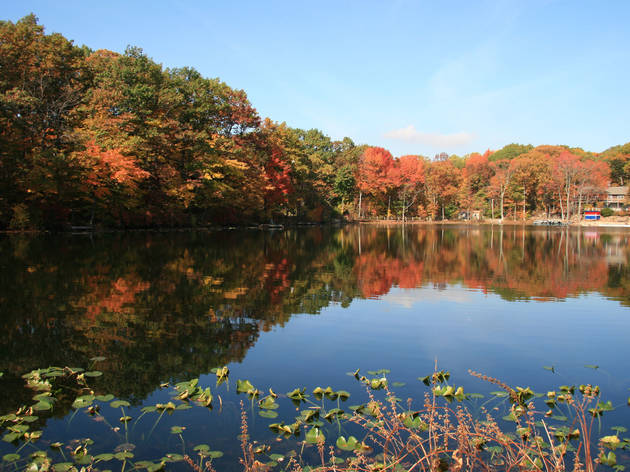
[0,225,628,411]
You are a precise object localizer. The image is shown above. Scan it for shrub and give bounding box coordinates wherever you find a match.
[8,203,32,230]
[600,207,614,217]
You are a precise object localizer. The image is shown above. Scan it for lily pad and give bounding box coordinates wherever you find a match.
[110,400,131,409]
[336,435,360,451]
[52,463,75,472]
[305,427,325,444]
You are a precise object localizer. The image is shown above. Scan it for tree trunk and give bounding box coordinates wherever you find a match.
[357,191,362,219]
[491,199,494,219]
[441,205,445,221]
[402,194,406,223]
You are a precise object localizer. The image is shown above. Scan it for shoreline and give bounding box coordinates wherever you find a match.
[2,218,630,234]
[357,218,630,228]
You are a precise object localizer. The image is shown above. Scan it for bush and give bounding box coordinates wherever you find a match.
[8,203,32,230]
[601,207,615,217]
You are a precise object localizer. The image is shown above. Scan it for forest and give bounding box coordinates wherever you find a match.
[1,15,630,230]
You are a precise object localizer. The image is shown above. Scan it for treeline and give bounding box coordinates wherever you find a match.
[1,15,629,229]
[355,144,628,222]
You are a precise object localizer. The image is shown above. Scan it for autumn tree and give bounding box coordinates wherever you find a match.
[488,160,515,221]
[390,155,425,221]
[0,15,91,226]
[356,147,395,218]
[425,160,462,220]
[461,150,493,218]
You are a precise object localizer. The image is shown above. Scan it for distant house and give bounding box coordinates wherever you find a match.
[604,186,629,210]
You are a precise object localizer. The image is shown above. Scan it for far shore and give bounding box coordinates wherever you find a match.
[358,217,630,228]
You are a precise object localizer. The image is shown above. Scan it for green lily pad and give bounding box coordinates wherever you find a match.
[84,371,103,377]
[110,400,131,409]
[336,436,359,451]
[52,463,75,472]
[114,451,134,460]
[3,432,20,442]
[33,401,52,411]
[305,427,325,444]
[2,453,20,462]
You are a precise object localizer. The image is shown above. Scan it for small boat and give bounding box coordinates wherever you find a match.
[533,219,567,226]
[259,223,284,230]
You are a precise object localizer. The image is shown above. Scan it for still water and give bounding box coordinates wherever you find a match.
[1,224,629,466]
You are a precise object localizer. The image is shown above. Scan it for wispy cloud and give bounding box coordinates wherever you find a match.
[383,125,476,148]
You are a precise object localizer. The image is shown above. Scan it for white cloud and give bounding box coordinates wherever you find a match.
[381,286,475,308]
[383,125,476,148]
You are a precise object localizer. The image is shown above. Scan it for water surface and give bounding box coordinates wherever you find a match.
[1,225,629,465]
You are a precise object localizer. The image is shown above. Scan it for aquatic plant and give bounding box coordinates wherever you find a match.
[1,362,629,471]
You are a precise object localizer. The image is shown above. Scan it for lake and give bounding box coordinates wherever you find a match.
[1,224,629,468]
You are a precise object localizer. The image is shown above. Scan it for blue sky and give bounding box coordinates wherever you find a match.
[5,1,630,157]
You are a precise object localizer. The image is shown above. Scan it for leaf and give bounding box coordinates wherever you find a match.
[94,453,114,461]
[2,454,20,462]
[490,391,508,398]
[305,427,325,444]
[193,444,210,452]
[336,435,360,451]
[543,366,555,373]
[170,426,185,434]
[236,379,256,394]
[72,395,94,409]
[110,400,130,408]
[3,432,20,442]
[84,371,103,377]
[601,435,622,450]
[584,364,599,369]
[259,410,278,419]
[337,390,350,400]
[114,451,134,460]
[96,394,114,402]
[90,356,106,362]
[52,463,75,472]
[32,401,52,411]
[208,451,223,459]
[259,396,279,410]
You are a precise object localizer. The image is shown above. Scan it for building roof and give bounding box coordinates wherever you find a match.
[606,186,628,195]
